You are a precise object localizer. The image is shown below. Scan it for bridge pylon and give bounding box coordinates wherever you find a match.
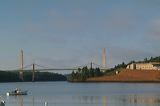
[102,48,107,69]
[19,49,24,81]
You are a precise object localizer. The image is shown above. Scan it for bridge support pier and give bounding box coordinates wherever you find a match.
[32,64,35,82]
[90,62,92,69]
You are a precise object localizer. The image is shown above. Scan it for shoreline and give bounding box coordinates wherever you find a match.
[69,69,160,83]
[69,80,160,83]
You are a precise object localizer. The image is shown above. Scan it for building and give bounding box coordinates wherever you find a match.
[126,63,160,70]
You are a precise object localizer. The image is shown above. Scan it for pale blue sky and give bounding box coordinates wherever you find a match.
[0,0,160,70]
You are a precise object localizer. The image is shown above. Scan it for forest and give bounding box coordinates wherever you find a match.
[0,71,66,82]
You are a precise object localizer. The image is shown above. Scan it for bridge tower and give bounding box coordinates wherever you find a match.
[32,63,35,82]
[102,48,107,68]
[19,49,24,81]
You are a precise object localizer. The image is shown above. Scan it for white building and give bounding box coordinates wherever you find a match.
[126,63,160,70]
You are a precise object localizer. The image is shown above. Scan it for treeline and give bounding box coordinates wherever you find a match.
[24,71,66,81]
[130,56,160,63]
[0,71,20,82]
[104,56,160,76]
[67,66,103,81]
[104,62,127,76]
[0,71,66,82]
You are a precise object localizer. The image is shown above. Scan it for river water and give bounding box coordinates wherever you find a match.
[0,82,160,106]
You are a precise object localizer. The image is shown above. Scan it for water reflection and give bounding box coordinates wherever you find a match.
[32,97,34,106]
[16,96,23,106]
[121,95,160,104]
[4,95,160,106]
[114,95,160,106]
[103,96,107,106]
[6,96,24,106]
[71,95,160,106]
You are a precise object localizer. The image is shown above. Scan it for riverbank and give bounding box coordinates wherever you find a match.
[86,69,160,82]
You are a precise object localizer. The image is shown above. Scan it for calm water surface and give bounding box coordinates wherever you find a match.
[0,82,160,106]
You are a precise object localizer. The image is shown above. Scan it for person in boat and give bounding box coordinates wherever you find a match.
[14,88,20,93]
[14,88,18,93]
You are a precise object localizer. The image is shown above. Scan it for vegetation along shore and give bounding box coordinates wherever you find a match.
[68,56,160,82]
[0,71,66,82]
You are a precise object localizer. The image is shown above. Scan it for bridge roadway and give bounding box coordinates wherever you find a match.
[31,68,78,71]
[3,68,77,71]
[35,68,107,71]
[4,68,107,72]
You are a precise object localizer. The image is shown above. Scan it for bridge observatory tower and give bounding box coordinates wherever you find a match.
[102,48,107,69]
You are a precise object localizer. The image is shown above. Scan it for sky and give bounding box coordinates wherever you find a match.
[0,0,160,70]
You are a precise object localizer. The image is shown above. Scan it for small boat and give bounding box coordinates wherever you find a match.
[6,89,27,96]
